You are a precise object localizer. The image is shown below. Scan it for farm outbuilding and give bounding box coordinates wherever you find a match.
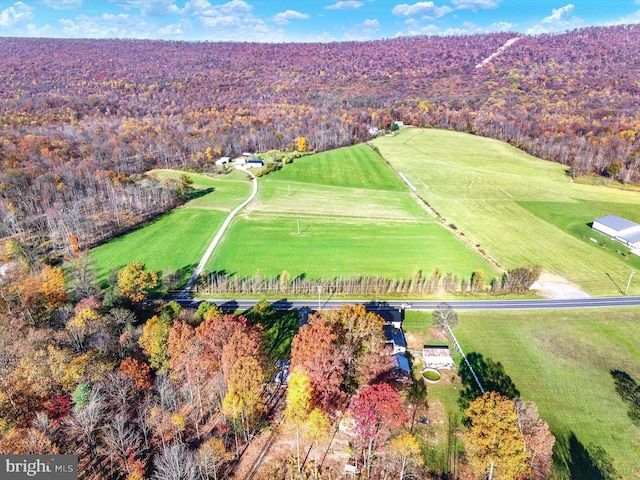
[592,215,640,250]
[422,345,455,370]
[245,160,264,168]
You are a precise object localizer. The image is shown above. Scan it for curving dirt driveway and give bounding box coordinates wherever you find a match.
[180,166,258,297]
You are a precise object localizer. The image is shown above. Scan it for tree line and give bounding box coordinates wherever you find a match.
[198,265,542,296]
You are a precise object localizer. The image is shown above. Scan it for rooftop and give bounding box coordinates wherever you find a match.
[595,215,639,233]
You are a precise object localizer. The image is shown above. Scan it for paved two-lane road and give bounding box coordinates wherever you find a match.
[173,296,640,311]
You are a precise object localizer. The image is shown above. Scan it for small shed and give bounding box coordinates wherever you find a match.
[422,345,455,370]
[393,353,411,374]
[215,156,231,166]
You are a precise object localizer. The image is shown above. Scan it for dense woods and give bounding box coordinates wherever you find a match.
[0,26,629,478]
[0,256,555,478]
[3,26,640,258]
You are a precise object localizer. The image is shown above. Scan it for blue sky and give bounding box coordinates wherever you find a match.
[1,1,640,42]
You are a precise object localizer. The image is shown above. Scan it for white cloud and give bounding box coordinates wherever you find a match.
[486,21,515,32]
[52,10,191,39]
[184,0,252,16]
[608,10,640,26]
[527,4,584,35]
[0,1,34,27]
[362,18,379,27]
[59,13,148,38]
[392,2,453,19]
[181,0,281,40]
[38,0,83,10]
[25,22,58,36]
[156,18,192,36]
[108,1,181,17]
[273,9,309,25]
[182,0,287,41]
[545,4,574,22]
[343,17,380,40]
[325,1,364,10]
[398,19,512,37]
[398,23,470,36]
[452,0,499,10]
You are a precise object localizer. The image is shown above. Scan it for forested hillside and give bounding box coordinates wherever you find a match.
[2,26,640,256]
[2,27,639,479]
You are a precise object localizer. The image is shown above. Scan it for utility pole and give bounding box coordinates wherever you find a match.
[625,269,636,295]
[297,220,300,236]
[317,286,322,311]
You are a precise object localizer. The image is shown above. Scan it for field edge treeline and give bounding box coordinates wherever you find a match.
[196,265,541,297]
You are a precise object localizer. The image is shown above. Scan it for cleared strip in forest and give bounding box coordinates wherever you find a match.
[475,36,522,69]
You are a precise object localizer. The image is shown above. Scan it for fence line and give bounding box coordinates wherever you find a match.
[445,323,484,394]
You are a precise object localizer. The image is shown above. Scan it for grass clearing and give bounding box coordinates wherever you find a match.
[207,214,490,279]
[373,128,640,295]
[89,170,251,285]
[205,144,496,282]
[403,308,640,478]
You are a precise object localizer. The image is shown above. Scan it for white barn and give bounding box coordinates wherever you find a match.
[592,215,640,250]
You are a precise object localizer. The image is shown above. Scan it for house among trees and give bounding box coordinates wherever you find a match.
[383,325,407,354]
[215,156,231,165]
[372,307,404,328]
[422,345,456,370]
[592,214,640,252]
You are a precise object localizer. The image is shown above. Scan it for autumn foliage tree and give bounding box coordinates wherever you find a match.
[138,315,171,372]
[390,432,424,480]
[463,392,530,480]
[283,366,314,472]
[290,312,347,412]
[117,262,158,303]
[221,356,266,446]
[514,399,555,480]
[119,357,153,391]
[348,382,408,477]
[42,265,69,309]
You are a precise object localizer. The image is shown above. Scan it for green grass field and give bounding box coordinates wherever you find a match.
[205,144,496,281]
[89,170,251,285]
[373,128,640,295]
[404,309,640,478]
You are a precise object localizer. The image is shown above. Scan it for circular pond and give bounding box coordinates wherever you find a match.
[422,368,442,383]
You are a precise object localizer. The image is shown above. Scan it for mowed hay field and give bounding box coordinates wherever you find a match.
[205,144,495,279]
[456,309,640,478]
[374,128,640,295]
[404,309,640,478]
[90,169,252,284]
